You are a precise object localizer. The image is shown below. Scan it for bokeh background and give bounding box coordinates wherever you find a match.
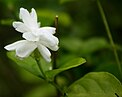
[0,0,122,97]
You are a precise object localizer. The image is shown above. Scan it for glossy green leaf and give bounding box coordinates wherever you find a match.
[67,72,122,97]
[7,52,42,77]
[45,58,86,80]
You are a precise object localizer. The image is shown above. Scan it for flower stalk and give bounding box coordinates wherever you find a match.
[34,49,46,79]
[34,50,65,97]
[50,81,65,97]
[51,16,66,97]
[52,15,59,69]
[97,0,122,79]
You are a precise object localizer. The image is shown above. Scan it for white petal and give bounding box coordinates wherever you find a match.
[30,8,37,23]
[4,40,27,51]
[19,8,39,29]
[38,22,41,28]
[39,40,59,51]
[39,32,59,47]
[38,27,56,34]
[36,29,59,46]
[16,41,37,58]
[19,8,31,25]
[37,44,51,62]
[13,22,31,33]
[23,32,39,41]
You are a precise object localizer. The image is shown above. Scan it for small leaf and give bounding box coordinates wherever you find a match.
[67,72,122,97]
[45,58,86,80]
[7,52,42,77]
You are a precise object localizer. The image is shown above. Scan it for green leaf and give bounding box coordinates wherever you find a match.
[18,68,43,83]
[61,37,109,55]
[67,72,122,97]
[45,58,86,80]
[7,52,42,77]
[94,63,121,80]
[39,58,52,72]
[24,84,57,97]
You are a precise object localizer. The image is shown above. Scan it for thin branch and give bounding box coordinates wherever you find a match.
[97,0,122,79]
[52,15,59,69]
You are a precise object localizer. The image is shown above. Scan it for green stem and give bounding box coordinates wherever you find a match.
[34,50,64,96]
[35,57,46,79]
[97,0,122,78]
[34,50,46,79]
[50,81,66,97]
[52,16,66,96]
[52,15,59,69]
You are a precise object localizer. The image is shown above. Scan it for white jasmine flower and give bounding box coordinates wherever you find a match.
[4,8,59,62]
[13,8,57,41]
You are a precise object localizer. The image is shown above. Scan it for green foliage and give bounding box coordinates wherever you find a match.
[17,68,43,83]
[94,63,121,80]
[61,37,109,55]
[80,38,109,55]
[61,38,82,53]
[7,52,42,77]
[7,52,86,81]
[45,58,86,80]
[24,84,57,97]
[67,72,122,97]
[1,0,122,97]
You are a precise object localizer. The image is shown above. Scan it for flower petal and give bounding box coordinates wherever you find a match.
[23,32,39,41]
[36,29,59,46]
[30,8,37,23]
[19,8,31,25]
[38,22,41,28]
[19,8,39,29]
[37,44,51,62]
[4,40,27,51]
[16,40,37,58]
[38,27,56,34]
[39,40,59,51]
[13,22,31,33]
[40,32,59,47]
[41,34,59,51]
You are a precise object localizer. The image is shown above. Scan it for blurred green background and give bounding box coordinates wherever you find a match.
[0,0,122,97]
